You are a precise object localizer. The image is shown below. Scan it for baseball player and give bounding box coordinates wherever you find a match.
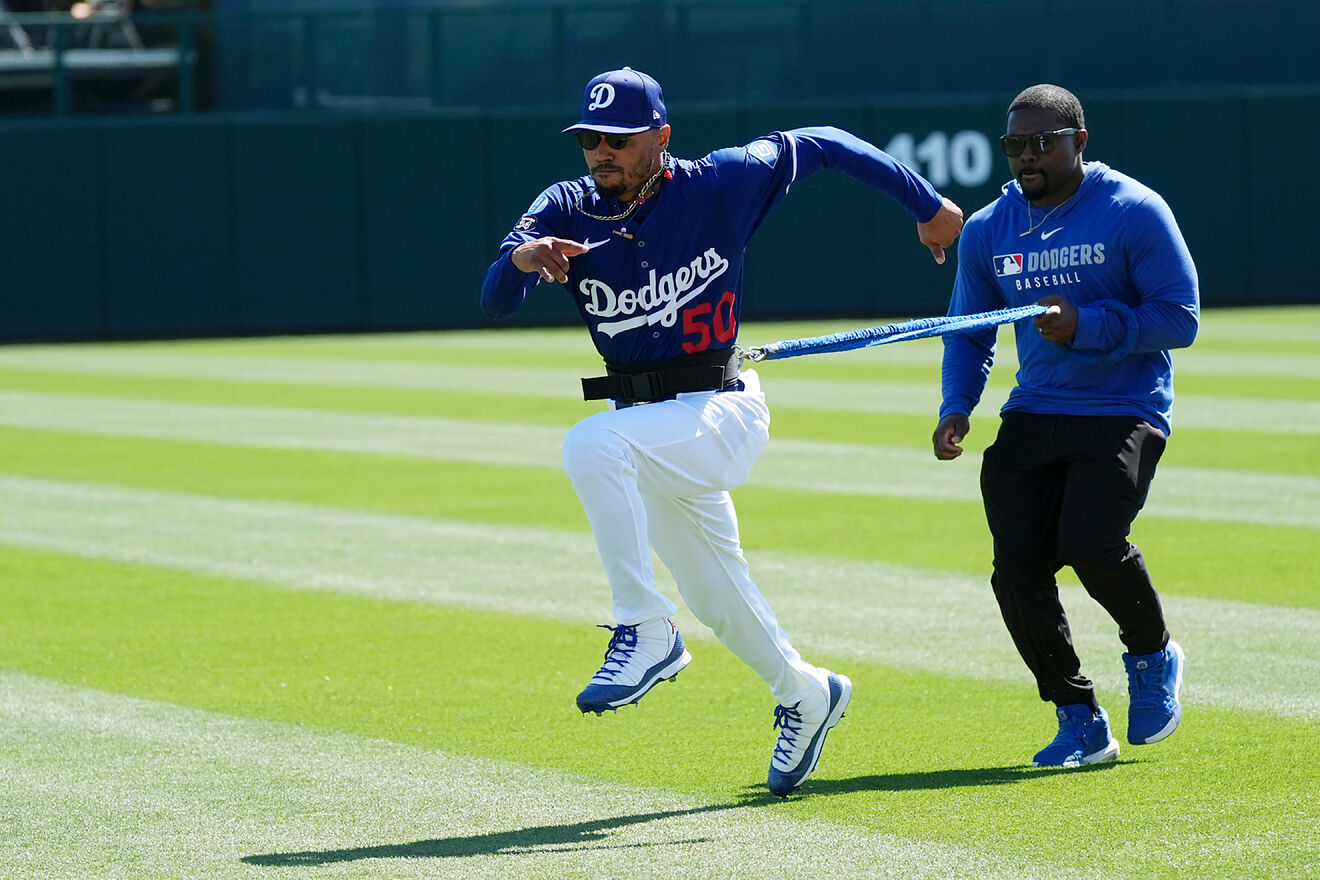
[933,84,1198,767]
[482,67,963,796]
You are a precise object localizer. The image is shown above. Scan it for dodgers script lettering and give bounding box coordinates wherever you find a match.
[582,248,731,338]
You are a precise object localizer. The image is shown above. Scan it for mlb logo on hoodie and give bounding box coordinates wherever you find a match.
[994,254,1024,277]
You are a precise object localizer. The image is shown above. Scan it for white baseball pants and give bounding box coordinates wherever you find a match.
[561,369,826,706]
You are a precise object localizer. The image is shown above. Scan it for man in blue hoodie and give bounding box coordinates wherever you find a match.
[933,84,1199,768]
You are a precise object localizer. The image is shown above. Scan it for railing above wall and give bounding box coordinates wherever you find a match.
[0,8,198,114]
[1,0,1317,116]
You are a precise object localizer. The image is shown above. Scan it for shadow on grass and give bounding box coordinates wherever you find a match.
[241,796,780,866]
[794,759,1124,797]
[242,763,1120,866]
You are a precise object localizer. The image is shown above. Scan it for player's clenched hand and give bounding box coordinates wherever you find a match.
[511,237,590,284]
[932,413,970,460]
[917,197,965,265]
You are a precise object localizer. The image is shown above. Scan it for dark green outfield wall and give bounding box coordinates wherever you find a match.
[4,0,1318,340]
[2,88,1317,342]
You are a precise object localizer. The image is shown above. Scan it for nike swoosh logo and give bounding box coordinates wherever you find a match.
[582,239,611,250]
[1041,227,1064,240]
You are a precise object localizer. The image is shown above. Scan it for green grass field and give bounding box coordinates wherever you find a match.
[2,306,1317,879]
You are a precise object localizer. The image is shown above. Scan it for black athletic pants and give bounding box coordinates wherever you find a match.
[980,411,1170,710]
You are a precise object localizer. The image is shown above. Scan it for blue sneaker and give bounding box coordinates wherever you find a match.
[1032,704,1120,767]
[576,618,692,715]
[767,670,851,797]
[1124,639,1185,745]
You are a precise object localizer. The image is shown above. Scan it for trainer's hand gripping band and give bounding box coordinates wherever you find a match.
[742,304,1048,362]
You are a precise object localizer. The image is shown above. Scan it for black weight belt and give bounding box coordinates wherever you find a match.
[581,348,741,403]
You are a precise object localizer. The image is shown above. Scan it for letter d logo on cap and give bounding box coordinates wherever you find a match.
[587,83,615,111]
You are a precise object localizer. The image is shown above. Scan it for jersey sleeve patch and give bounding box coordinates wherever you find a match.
[512,188,558,234]
[747,138,781,166]
[527,192,550,213]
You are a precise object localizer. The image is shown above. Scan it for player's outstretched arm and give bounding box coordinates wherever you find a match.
[511,237,590,284]
[932,412,970,460]
[918,197,965,265]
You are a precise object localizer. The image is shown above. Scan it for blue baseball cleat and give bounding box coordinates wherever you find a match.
[1124,639,1185,745]
[767,670,851,797]
[1032,704,1120,767]
[576,618,692,715]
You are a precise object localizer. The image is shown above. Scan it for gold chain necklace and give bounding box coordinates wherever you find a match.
[576,152,672,222]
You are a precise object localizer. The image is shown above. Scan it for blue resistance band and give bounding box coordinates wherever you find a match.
[743,304,1048,362]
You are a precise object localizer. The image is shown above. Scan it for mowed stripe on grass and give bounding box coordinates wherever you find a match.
[4,671,1073,880]
[1,391,1317,528]
[1,348,1318,431]
[2,474,1316,720]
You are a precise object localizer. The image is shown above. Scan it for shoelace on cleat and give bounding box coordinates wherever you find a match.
[1046,713,1100,757]
[771,703,804,767]
[1128,656,1165,704]
[591,624,638,683]
[1053,726,1089,750]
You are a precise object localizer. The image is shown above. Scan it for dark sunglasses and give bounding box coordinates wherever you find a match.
[999,128,1081,157]
[574,131,632,150]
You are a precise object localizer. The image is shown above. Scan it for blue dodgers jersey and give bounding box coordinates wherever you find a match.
[482,127,942,365]
[940,162,1200,435]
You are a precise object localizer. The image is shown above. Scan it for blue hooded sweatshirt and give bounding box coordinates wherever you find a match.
[940,161,1199,436]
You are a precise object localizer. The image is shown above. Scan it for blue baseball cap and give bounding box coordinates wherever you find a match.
[562,68,667,135]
